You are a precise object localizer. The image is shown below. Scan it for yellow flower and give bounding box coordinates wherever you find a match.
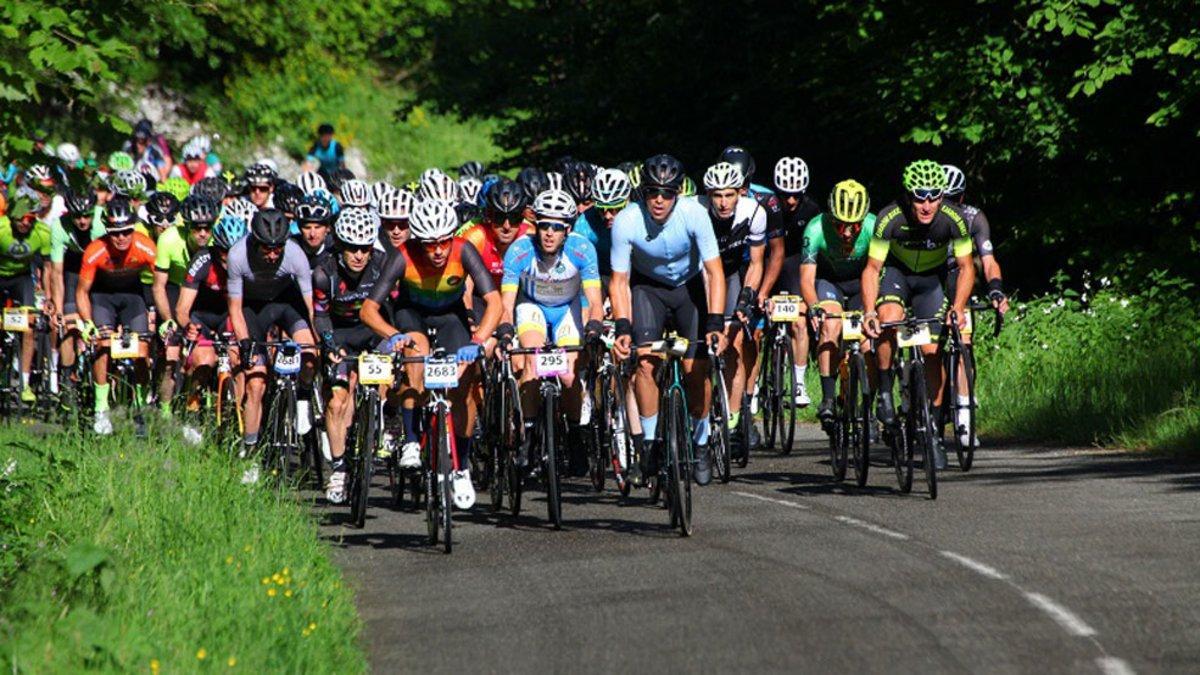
[150,658,161,674]
[197,647,207,660]
[284,589,293,598]
[227,656,237,667]
[267,588,277,597]
[282,567,290,576]
[261,577,270,585]
[308,622,317,631]
[225,556,234,565]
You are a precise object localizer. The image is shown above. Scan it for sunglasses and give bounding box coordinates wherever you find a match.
[380,219,408,230]
[418,237,454,248]
[910,187,944,203]
[344,243,374,254]
[190,223,214,232]
[260,244,284,255]
[596,201,628,212]
[643,187,678,200]
[535,220,569,232]
[108,228,135,237]
[249,185,272,193]
[493,215,523,228]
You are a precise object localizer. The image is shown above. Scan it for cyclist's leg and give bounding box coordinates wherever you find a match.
[546,300,583,415]
[630,281,669,447]
[390,307,428,452]
[814,279,848,412]
[158,283,182,409]
[117,292,153,397]
[9,276,37,395]
[875,267,910,422]
[59,272,82,373]
[239,303,269,445]
[514,302,549,420]
[424,306,476,471]
[722,267,748,428]
[910,271,949,407]
[90,292,121,416]
[779,252,810,400]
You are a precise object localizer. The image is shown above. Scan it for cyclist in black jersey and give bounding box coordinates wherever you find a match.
[293,193,334,267]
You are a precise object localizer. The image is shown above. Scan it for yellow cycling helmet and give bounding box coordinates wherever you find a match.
[828,179,870,223]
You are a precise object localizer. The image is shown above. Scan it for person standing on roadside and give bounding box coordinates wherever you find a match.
[303,123,346,175]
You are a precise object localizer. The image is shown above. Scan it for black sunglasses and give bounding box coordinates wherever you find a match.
[643,187,678,200]
[535,220,568,232]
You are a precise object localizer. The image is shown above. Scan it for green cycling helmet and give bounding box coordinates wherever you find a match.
[679,176,697,197]
[160,176,191,201]
[108,151,134,172]
[902,159,948,192]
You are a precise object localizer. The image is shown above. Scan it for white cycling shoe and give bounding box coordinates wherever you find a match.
[792,383,811,407]
[93,410,113,436]
[325,471,348,505]
[399,441,421,469]
[451,469,476,509]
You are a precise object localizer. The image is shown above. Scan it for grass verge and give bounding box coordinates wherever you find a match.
[0,423,366,673]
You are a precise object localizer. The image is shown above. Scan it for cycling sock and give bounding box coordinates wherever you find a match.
[793,364,806,389]
[401,406,418,443]
[94,383,110,412]
[728,410,740,430]
[134,384,147,407]
[20,373,29,389]
[455,435,471,472]
[330,457,347,472]
[956,395,971,428]
[243,432,259,447]
[820,375,837,401]
[639,413,658,442]
[692,416,710,446]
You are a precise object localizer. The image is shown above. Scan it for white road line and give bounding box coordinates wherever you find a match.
[939,550,1009,580]
[1024,592,1098,637]
[732,491,810,510]
[833,515,910,540]
[1096,657,1136,675]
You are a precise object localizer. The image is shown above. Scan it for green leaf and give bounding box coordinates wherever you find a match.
[62,542,109,579]
[1167,38,1196,57]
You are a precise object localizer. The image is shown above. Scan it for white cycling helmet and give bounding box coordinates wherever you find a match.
[591,168,632,207]
[418,171,461,205]
[943,164,966,197]
[181,140,205,160]
[703,162,745,191]
[113,169,147,196]
[532,189,578,221]
[378,188,414,219]
[191,135,213,154]
[370,180,394,207]
[419,167,447,184]
[409,199,459,241]
[221,197,259,223]
[56,143,80,165]
[774,157,810,194]
[459,177,483,205]
[255,158,279,174]
[298,171,327,195]
[546,171,564,193]
[339,179,372,208]
[27,164,53,182]
[334,207,380,246]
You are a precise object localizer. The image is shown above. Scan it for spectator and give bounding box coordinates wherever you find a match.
[303,123,346,175]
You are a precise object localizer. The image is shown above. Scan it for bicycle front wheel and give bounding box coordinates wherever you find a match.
[777,332,798,455]
[665,385,692,537]
[910,360,937,500]
[544,392,563,530]
[439,408,453,553]
[850,352,871,487]
[709,362,732,484]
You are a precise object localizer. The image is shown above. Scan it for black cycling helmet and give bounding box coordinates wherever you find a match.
[65,190,97,217]
[192,176,229,203]
[250,208,290,246]
[104,196,136,228]
[551,155,576,175]
[563,161,596,203]
[181,194,218,226]
[296,193,333,223]
[641,154,686,191]
[274,182,305,215]
[517,167,548,202]
[718,145,755,184]
[486,178,526,219]
[243,163,276,187]
[146,191,181,224]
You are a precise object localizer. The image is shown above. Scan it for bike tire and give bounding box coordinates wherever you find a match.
[666,386,692,536]
[911,361,938,500]
[779,331,798,454]
[756,336,774,451]
[890,371,914,494]
[709,363,732,484]
[350,391,376,528]
[764,338,781,451]
[588,383,608,492]
[851,353,870,487]
[960,345,977,472]
[544,392,563,530]
[439,409,453,553]
[504,375,523,517]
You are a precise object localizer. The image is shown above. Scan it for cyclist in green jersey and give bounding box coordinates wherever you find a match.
[51,191,104,399]
[0,195,53,403]
[799,180,875,421]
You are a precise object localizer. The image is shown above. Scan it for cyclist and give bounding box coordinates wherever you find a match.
[461,178,529,317]
[799,180,875,422]
[153,194,215,413]
[226,209,317,472]
[0,194,53,404]
[293,193,335,266]
[50,190,104,399]
[573,167,632,287]
[244,164,276,210]
[699,162,767,459]
[562,161,596,214]
[610,154,727,486]
[361,200,502,505]
[516,167,549,222]
[171,141,216,186]
[77,197,158,435]
[339,179,372,210]
[498,189,604,473]
[313,208,392,504]
[378,188,414,250]
[861,160,975,469]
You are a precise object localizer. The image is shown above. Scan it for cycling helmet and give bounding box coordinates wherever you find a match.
[273,182,305,214]
[296,193,333,223]
[459,177,483,205]
[418,171,461,205]
[181,140,205,160]
[226,172,248,198]
[774,157,810,194]
[113,170,148,198]
[458,161,485,179]
[408,200,459,241]
[532,189,578,221]
[192,176,229,203]
[517,167,549,202]
[828,180,870,223]
[591,169,632,208]
[65,190,97,217]
[104,196,136,230]
[546,171,565,193]
[107,151,135,172]
[56,143,80,165]
[378,188,414,220]
[255,158,279,174]
[147,192,182,225]
[902,159,948,192]
[718,146,756,183]
[27,164,53,183]
[563,161,596,203]
[703,162,744,191]
[212,213,249,250]
[626,162,643,190]
[641,154,685,191]
[160,176,191,201]
[327,167,356,192]
[486,178,526,217]
[370,180,394,207]
[298,171,326,195]
[334,207,380,246]
[339,179,371,208]
[679,176,697,197]
[243,163,276,187]
[250,208,290,246]
[181,194,218,225]
[943,164,966,196]
[221,198,258,223]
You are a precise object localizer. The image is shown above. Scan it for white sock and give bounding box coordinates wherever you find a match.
[794,364,806,389]
[956,395,971,428]
[49,352,59,393]
[20,372,29,388]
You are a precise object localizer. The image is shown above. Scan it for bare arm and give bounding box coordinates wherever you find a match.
[743,244,765,294]
[799,264,819,308]
[583,285,604,323]
[228,295,249,341]
[76,275,94,324]
[703,257,726,319]
[175,287,197,327]
[473,290,503,344]
[152,269,172,322]
[360,299,397,339]
[758,237,785,303]
[501,289,517,325]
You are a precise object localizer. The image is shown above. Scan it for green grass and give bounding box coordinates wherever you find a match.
[0,423,366,673]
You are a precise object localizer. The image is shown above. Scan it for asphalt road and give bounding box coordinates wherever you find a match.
[318,425,1200,674]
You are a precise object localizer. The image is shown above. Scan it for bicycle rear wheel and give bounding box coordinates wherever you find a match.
[665,385,692,537]
[910,361,937,500]
[850,353,871,487]
[588,381,607,492]
[950,345,978,472]
[544,392,563,529]
[709,362,732,483]
[777,332,798,454]
[349,391,376,528]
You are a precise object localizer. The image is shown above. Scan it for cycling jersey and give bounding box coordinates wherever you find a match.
[225,239,313,301]
[292,232,334,269]
[155,226,199,286]
[79,232,157,292]
[572,210,613,276]
[306,139,344,175]
[868,202,972,274]
[50,216,104,271]
[367,238,495,311]
[945,203,994,270]
[182,247,229,314]
[801,213,877,281]
[695,195,767,269]
[312,250,387,330]
[169,161,215,186]
[461,221,530,288]
[610,199,719,287]
[501,232,600,307]
[0,218,52,278]
[776,194,822,256]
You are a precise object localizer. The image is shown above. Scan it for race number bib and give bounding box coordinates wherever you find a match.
[424,357,459,389]
[358,353,394,385]
[534,349,569,378]
[897,323,933,348]
[110,333,140,359]
[2,308,29,333]
[841,312,864,341]
[770,295,802,323]
[273,349,301,375]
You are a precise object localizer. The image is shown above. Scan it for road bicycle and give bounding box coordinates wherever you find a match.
[940,302,1003,472]
[818,310,873,487]
[878,316,942,500]
[581,325,636,496]
[757,295,802,455]
[637,335,695,537]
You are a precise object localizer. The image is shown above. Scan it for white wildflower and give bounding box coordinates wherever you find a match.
[1041,343,1049,350]
[1,458,14,479]
[1100,276,1111,287]
[1120,299,1130,308]
[1056,297,1066,307]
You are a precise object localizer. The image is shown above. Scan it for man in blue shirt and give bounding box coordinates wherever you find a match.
[610,154,727,486]
[303,123,346,175]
